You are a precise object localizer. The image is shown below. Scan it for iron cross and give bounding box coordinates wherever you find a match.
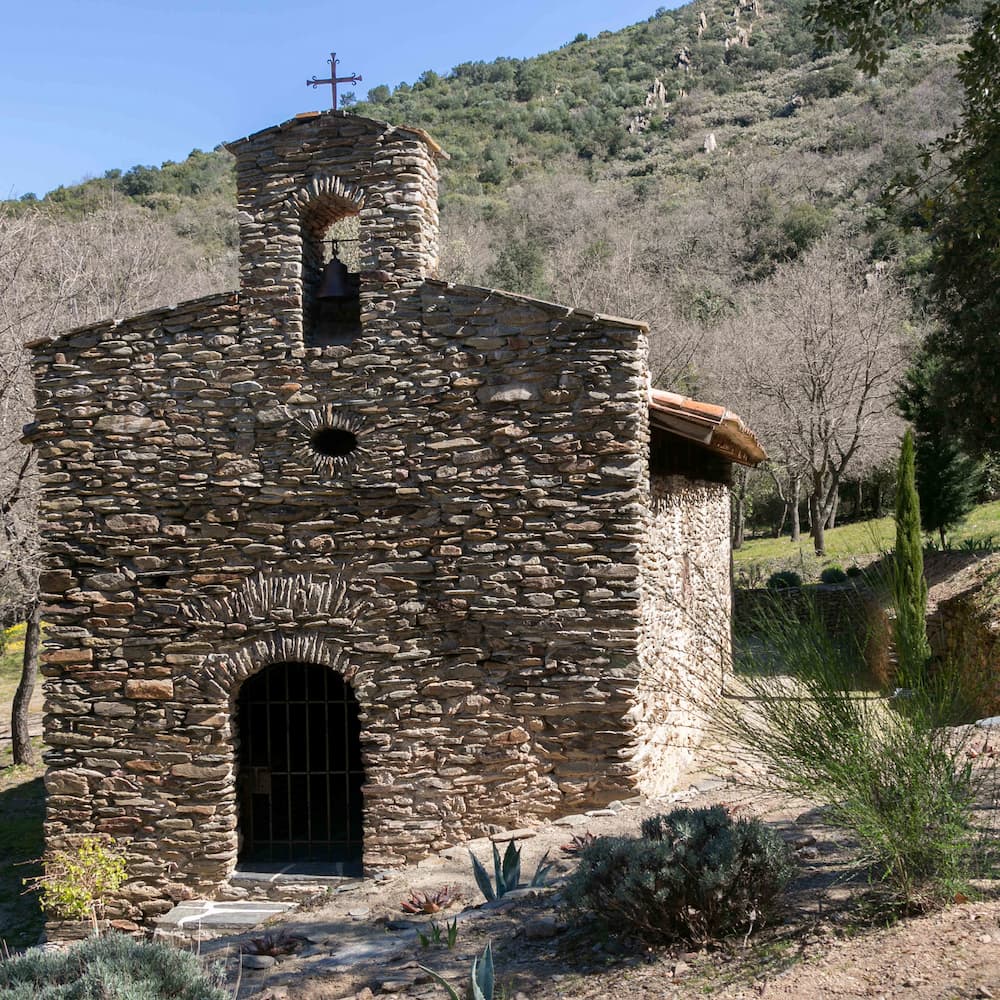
[306,52,363,109]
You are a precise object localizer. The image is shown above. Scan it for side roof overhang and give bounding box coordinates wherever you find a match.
[649,387,766,467]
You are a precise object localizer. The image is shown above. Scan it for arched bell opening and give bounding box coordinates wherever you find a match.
[235,661,364,875]
[303,202,363,348]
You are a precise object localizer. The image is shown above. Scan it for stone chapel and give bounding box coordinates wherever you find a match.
[26,110,764,921]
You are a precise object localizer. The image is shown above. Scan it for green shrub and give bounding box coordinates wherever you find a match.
[564,806,792,945]
[25,837,127,933]
[716,592,989,909]
[820,565,848,584]
[766,570,802,590]
[0,933,228,999]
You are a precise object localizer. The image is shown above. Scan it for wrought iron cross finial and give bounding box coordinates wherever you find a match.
[306,52,363,110]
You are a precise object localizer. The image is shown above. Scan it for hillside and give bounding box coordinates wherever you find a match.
[0,0,986,547]
[7,0,976,272]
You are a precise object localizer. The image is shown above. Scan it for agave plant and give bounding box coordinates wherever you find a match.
[401,885,460,914]
[420,941,495,1000]
[559,831,597,855]
[470,839,555,902]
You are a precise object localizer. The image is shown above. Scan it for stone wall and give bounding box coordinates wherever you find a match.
[929,558,1000,717]
[29,275,652,919]
[633,471,732,794]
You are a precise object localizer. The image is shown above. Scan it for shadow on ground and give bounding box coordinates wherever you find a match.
[0,774,45,951]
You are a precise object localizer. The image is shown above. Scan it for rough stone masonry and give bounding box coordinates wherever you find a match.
[26,110,763,922]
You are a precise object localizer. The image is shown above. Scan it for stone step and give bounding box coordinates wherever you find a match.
[156,899,295,932]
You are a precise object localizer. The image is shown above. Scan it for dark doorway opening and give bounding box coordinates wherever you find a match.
[236,662,364,875]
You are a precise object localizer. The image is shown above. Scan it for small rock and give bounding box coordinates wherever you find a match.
[672,960,690,978]
[976,988,994,1000]
[798,847,819,860]
[979,934,993,943]
[489,828,536,843]
[378,980,413,994]
[523,917,562,940]
[242,954,276,970]
[356,990,376,1000]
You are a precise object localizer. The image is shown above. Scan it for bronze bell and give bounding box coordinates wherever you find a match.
[318,254,354,300]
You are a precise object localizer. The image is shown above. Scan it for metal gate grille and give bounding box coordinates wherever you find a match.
[237,662,364,874]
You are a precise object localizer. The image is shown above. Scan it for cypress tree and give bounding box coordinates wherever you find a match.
[893,429,931,687]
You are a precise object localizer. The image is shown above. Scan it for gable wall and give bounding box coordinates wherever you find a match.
[30,280,649,920]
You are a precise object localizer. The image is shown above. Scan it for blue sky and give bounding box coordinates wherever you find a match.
[1,0,683,200]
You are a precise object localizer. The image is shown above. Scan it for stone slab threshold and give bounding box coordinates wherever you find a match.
[231,865,361,887]
[156,899,295,931]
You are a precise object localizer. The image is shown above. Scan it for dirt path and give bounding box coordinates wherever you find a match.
[193,754,998,1000]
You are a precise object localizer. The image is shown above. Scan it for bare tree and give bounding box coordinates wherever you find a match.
[0,197,233,763]
[736,238,910,554]
[0,207,45,764]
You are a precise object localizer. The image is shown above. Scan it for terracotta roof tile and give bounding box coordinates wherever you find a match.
[649,387,766,467]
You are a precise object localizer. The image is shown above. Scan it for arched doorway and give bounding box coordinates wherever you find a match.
[236,662,364,875]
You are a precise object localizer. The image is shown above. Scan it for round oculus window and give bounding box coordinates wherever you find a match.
[310,426,358,458]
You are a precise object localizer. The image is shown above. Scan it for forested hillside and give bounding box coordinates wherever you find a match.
[0,0,988,551]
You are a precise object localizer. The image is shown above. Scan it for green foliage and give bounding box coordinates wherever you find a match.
[26,837,127,931]
[0,933,228,999]
[485,239,547,299]
[718,591,989,909]
[810,0,1000,456]
[820,565,849,583]
[898,350,983,545]
[797,62,857,100]
[420,941,495,1000]
[767,570,803,590]
[417,917,459,950]
[564,806,792,945]
[893,430,931,687]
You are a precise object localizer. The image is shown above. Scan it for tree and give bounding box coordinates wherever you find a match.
[809,1,1000,456]
[736,238,909,555]
[893,429,931,687]
[898,351,982,546]
[0,197,231,763]
[0,208,45,764]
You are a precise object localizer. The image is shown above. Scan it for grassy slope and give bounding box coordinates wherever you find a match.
[0,627,46,951]
[734,499,1000,580]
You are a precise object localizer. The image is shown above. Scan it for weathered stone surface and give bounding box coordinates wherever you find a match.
[124,679,174,700]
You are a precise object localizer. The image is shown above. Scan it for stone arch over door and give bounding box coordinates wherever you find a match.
[190,622,372,883]
[235,661,365,875]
